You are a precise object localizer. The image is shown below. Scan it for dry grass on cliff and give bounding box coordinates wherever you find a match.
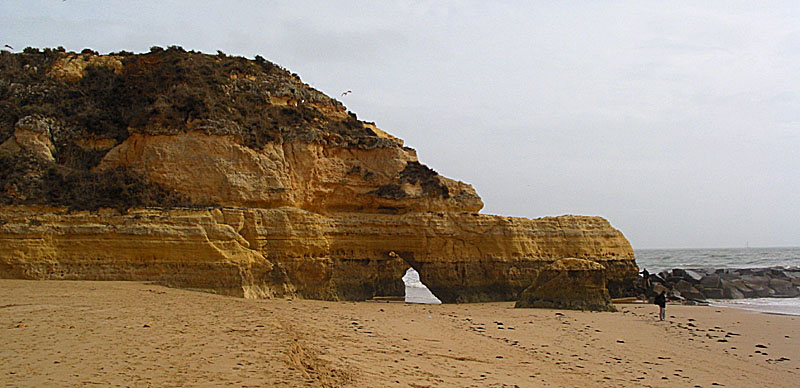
[0,47,390,211]
[0,152,190,211]
[0,47,383,153]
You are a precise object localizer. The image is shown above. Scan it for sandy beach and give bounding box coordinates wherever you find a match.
[1,280,798,387]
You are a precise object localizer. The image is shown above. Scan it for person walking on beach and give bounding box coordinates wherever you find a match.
[654,290,667,321]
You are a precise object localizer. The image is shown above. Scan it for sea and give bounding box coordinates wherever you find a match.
[403,247,800,315]
[637,247,800,316]
[402,268,441,304]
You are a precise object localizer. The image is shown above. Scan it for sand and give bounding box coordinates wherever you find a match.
[1,280,798,387]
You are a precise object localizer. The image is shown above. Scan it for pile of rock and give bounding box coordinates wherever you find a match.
[643,267,800,301]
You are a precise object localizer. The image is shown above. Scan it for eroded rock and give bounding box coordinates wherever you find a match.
[0,206,636,302]
[0,116,58,162]
[515,258,617,312]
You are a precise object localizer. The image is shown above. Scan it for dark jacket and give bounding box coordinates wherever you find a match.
[654,293,667,308]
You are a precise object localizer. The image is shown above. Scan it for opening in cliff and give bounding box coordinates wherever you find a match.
[402,268,441,304]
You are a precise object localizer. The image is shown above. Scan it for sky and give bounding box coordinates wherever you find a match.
[2,1,799,249]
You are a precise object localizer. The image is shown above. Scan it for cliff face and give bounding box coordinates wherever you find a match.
[0,206,634,302]
[94,131,481,214]
[0,48,637,302]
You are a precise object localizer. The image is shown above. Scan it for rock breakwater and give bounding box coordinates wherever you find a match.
[641,267,800,301]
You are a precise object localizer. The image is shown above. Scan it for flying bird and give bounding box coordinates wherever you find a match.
[341,90,352,96]
[3,45,12,50]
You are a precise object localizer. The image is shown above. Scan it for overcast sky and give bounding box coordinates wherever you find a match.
[3,1,799,249]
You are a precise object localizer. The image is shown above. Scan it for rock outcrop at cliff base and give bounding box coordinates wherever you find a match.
[515,258,617,312]
[0,47,638,302]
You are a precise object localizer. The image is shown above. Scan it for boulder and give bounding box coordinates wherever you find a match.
[715,269,740,281]
[736,268,756,276]
[648,272,666,284]
[674,269,703,283]
[674,280,705,301]
[751,284,776,298]
[651,283,669,296]
[695,268,716,277]
[723,287,744,299]
[515,258,616,312]
[768,269,790,279]
[721,280,745,299]
[703,288,724,299]
[741,274,770,288]
[769,279,800,297]
[699,274,722,289]
[729,280,757,298]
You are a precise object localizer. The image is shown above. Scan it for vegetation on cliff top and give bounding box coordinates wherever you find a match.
[0,47,442,211]
[0,46,379,149]
[0,151,189,211]
[371,161,450,200]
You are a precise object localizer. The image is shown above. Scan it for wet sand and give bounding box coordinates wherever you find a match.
[1,279,798,387]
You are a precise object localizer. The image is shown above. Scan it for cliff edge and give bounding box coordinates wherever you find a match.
[0,47,637,302]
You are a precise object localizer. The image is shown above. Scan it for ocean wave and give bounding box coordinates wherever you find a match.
[635,247,800,274]
[711,298,800,316]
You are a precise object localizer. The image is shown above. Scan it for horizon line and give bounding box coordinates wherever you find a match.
[634,245,800,251]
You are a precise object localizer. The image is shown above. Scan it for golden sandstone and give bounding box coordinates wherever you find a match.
[0,48,636,302]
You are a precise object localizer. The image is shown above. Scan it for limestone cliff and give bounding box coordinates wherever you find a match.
[0,206,634,302]
[0,47,637,302]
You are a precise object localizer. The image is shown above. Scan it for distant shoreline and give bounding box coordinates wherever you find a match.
[635,246,800,251]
